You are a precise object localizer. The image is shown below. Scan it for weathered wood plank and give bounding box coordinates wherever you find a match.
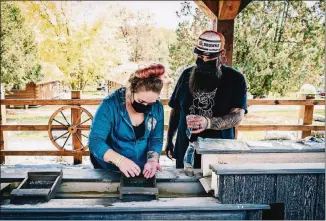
[1,125,89,131]
[1,99,102,105]
[211,163,325,175]
[237,125,324,131]
[57,182,206,197]
[196,139,250,154]
[0,150,166,157]
[0,197,270,211]
[314,174,325,220]
[0,168,198,183]
[3,124,323,132]
[201,152,324,177]
[247,99,325,105]
[276,174,318,220]
[246,140,325,152]
[0,150,90,156]
[196,139,325,154]
[207,152,324,166]
[218,175,276,205]
[0,211,248,220]
[1,98,325,106]
[302,105,314,138]
[71,91,82,164]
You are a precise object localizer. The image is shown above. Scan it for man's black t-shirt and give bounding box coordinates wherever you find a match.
[168,65,247,168]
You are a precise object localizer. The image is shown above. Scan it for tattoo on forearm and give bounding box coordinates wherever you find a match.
[147,151,159,162]
[209,108,245,130]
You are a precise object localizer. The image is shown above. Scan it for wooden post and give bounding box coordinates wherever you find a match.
[0,84,7,164]
[71,91,82,164]
[298,94,315,139]
[217,19,234,66]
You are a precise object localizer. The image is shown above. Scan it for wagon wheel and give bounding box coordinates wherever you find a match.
[48,105,93,151]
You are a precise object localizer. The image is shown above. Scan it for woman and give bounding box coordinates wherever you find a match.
[88,64,165,179]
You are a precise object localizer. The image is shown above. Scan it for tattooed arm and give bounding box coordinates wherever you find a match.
[208,108,245,130]
[147,151,159,162]
[188,108,245,134]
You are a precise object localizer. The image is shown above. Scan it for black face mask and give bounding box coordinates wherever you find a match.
[196,57,217,73]
[131,95,152,113]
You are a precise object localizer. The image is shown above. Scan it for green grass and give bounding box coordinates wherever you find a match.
[6,115,51,125]
[315,110,325,116]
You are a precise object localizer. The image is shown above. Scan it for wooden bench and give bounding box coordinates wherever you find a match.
[210,163,325,220]
[195,138,325,176]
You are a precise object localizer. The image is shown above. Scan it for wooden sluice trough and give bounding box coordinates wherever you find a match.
[0,166,269,220]
[0,139,324,220]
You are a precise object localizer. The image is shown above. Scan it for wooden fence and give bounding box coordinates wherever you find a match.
[0,92,324,164]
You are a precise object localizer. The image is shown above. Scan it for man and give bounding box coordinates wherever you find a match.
[166,30,247,169]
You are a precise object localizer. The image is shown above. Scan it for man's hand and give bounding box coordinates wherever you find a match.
[118,157,141,178]
[165,142,174,160]
[186,115,208,134]
[143,161,163,178]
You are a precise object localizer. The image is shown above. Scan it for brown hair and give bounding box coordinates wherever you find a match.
[128,64,165,93]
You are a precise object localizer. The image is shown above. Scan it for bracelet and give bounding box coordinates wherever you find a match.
[115,156,124,167]
[205,117,211,129]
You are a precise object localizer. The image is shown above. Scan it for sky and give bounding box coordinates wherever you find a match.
[72,1,197,31]
[70,1,319,30]
[116,1,192,30]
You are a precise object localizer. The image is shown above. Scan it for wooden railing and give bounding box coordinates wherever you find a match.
[0,94,325,164]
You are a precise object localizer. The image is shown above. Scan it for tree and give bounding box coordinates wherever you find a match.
[0,2,41,90]
[17,1,116,90]
[113,6,176,78]
[168,2,210,82]
[233,0,325,96]
[170,1,324,96]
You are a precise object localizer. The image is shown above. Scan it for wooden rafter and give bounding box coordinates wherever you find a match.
[195,0,253,20]
[194,0,217,20]
[218,0,241,20]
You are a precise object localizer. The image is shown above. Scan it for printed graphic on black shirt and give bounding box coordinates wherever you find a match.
[189,88,217,117]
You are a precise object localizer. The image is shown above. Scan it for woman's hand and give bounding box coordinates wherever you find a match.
[118,157,141,178]
[143,151,163,178]
[143,161,163,179]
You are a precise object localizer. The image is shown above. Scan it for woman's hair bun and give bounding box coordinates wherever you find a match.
[135,64,165,80]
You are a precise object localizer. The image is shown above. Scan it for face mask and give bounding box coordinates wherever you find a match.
[196,57,217,71]
[131,94,152,113]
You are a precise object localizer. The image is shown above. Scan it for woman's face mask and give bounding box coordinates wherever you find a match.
[131,91,159,113]
[131,99,152,113]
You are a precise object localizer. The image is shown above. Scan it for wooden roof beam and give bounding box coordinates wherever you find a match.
[218,0,241,20]
[194,0,218,21]
[195,1,252,20]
